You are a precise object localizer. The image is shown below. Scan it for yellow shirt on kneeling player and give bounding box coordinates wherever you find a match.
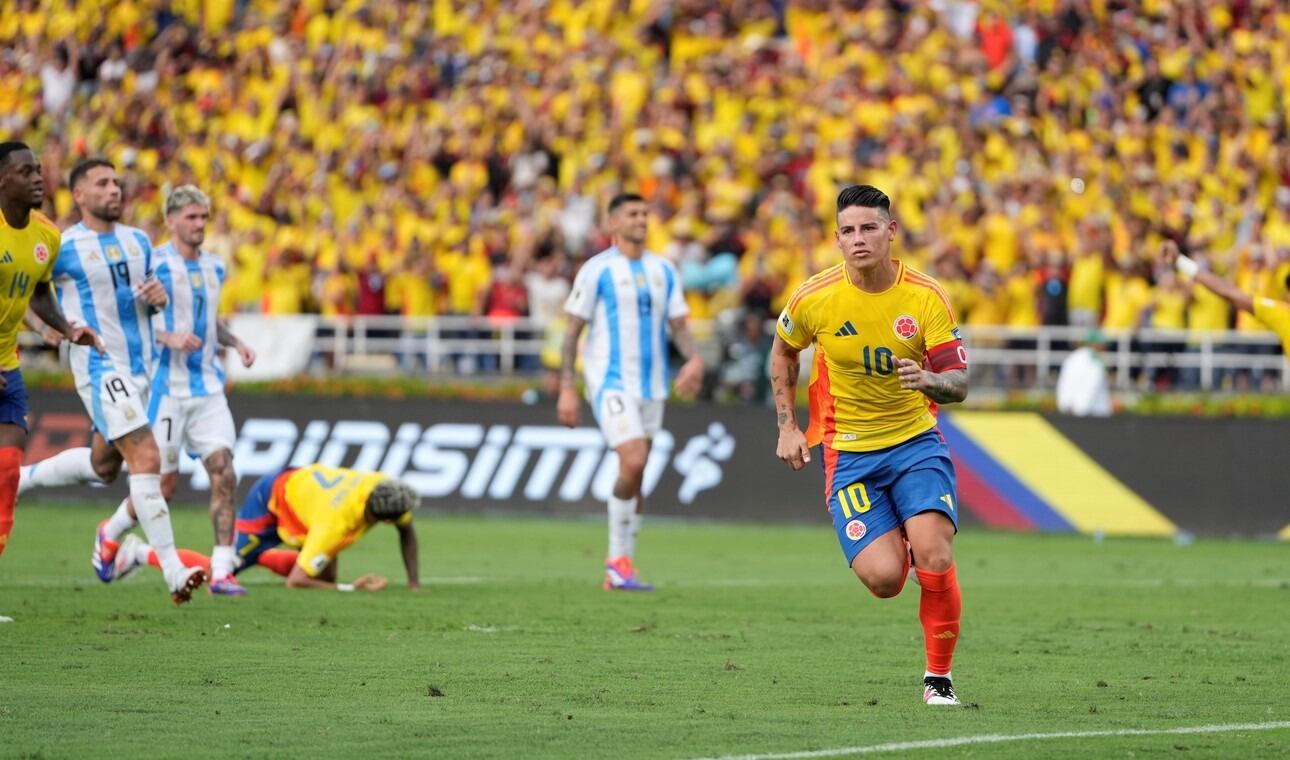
[269,464,413,577]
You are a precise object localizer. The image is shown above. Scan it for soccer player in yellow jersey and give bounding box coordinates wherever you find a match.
[1162,240,1290,356]
[0,142,102,622]
[771,185,969,706]
[121,464,420,592]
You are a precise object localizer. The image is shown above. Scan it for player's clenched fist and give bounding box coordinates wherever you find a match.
[776,426,812,471]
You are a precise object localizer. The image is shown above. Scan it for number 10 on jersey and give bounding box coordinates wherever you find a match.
[838,482,872,519]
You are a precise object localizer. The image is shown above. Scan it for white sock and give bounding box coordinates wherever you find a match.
[607,495,637,560]
[103,498,137,542]
[210,545,237,580]
[625,511,643,558]
[925,670,952,680]
[129,474,183,577]
[21,447,102,494]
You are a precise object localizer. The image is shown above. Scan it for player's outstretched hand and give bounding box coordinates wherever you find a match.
[895,357,932,391]
[776,426,811,471]
[1159,239,1179,266]
[673,356,704,399]
[236,342,257,368]
[557,387,581,428]
[65,325,106,355]
[353,573,388,591]
[39,325,62,347]
[135,277,169,308]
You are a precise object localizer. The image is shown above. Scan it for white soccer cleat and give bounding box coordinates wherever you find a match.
[923,676,960,706]
[114,535,148,582]
[165,565,207,605]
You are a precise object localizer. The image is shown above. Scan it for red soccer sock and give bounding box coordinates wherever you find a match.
[259,550,299,577]
[148,548,211,572]
[915,564,961,676]
[0,447,20,559]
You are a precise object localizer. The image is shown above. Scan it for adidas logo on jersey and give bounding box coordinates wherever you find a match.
[833,321,858,337]
[0,251,12,264]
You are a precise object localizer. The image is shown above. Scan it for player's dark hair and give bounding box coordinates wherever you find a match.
[0,141,31,171]
[366,479,418,520]
[607,192,645,215]
[69,157,114,189]
[836,185,891,218]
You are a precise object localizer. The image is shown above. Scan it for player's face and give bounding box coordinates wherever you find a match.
[612,201,649,245]
[74,165,123,222]
[835,205,897,271]
[167,203,210,247]
[0,150,45,209]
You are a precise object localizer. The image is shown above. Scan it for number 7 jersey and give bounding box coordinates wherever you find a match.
[53,222,158,384]
[150,243,227,399]
[776,261,967,452]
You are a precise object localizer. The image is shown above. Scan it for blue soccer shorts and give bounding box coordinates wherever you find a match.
[820,429,959,566]
[232,468,292,573]
[0,368,30,431]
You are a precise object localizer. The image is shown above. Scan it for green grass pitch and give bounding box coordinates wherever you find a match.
[1,504,1288,758]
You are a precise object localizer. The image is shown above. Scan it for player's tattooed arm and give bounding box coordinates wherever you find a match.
[557,316,587,427]
[669,317,705,398]
[217,320,256,367]
[559,316,587,391]
[769,335,802,429]
[771,335,811,470]
[896,358,969,404]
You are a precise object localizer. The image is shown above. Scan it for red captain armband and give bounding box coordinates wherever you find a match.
[926,339,968,372]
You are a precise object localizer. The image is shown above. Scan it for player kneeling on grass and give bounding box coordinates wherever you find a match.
[115,465,420,592]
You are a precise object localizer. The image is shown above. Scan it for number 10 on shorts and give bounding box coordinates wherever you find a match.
[838,482,871,519]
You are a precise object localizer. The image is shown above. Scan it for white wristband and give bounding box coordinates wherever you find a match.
[336,583,355,592]
[1175,255,1199,279]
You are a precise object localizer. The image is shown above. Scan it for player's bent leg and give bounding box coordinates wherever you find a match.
[90,433,126,483]
[202,449,239,583]
[116,427,204,602]
[849,531,912,598]
[604,437,653,591]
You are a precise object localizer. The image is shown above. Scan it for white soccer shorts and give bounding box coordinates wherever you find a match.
[152,393,238,474]
[594,390,664,449]
[74,368,151,442]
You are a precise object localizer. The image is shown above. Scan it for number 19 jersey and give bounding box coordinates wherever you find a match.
[53,222,158,386]
[776,261,967,452]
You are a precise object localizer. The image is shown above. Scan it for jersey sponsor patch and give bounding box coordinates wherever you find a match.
[778,310,795,335]
[309,553,331,574]
[893,315,919,340]
[845,519,867,541]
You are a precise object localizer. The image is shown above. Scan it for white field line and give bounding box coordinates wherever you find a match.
[685,721,1290,760]
[0,575,485,588]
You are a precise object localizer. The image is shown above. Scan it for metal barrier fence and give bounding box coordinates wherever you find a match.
[306,316,1286,391]
[20,316,1286,391]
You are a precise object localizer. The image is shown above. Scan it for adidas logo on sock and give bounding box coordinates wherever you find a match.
[834,321,858,337]
[932,630,957,639]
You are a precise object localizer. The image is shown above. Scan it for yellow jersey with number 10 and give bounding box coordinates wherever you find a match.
[776,261,966,453]
[0,208,60,371]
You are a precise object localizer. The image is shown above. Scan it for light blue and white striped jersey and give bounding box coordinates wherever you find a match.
[53,222,157,385]
[564,246,688,404]
[150,242,227,400]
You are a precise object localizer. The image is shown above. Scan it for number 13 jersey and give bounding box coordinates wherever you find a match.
[776,261,967,452]
[54,222,158,386]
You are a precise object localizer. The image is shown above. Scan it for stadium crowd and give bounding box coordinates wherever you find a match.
[3,0,1290,394]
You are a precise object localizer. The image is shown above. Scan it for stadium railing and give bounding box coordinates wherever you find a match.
[20,317,1286,391]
